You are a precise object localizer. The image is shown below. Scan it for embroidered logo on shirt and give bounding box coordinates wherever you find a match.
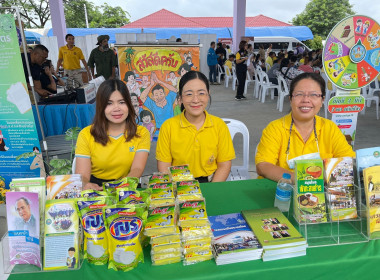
[207,155,215,165]
[129,146,135,152]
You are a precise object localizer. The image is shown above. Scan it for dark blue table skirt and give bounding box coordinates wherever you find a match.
[32,103,96,140]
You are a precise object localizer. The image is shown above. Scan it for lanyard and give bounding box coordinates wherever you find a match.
[285,117,319,156]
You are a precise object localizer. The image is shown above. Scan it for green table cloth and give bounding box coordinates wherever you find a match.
[8,179,379,280]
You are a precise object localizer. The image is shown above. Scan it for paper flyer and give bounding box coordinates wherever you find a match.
[43,199,79,270]
[6,191,41,268]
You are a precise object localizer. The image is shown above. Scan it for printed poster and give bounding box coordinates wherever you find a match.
[0,14,44,188]
[6,191,41,268]
[117,45,200,139]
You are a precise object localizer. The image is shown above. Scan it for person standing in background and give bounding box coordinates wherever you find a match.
[57,34,91,87]
[88,35,118,80]
[235,40,248,100]
[207,41,219,85]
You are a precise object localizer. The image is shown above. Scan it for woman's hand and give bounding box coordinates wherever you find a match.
[83,182,103,191]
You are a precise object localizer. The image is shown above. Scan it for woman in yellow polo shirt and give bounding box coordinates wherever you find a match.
[156,71,235,183]
[255,72,355,182]
[75,79,150,190]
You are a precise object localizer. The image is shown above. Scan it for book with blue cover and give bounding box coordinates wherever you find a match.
[208,213,262,265]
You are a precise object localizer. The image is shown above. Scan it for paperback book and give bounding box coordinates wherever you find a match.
[241,208,307,261]
[294,159,327,223]
[324,157,357,221]
[208,213,263,265]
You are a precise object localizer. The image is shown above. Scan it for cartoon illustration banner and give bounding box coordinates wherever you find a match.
[117,45,200,140]
[0,14,44,188]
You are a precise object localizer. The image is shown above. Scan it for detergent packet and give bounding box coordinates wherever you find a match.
[176,180,203,202]
[144,206,177,237]
[81,190,107,198]
[76,197,108,265]
[168,165,194,182]
[148,173,170,186]
[104,205,147,272]
[116,187,151,208]
[178,200,209,227]
[149,183,175,208]
[103,177,139,196]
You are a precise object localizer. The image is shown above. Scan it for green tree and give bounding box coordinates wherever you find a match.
[305,35,323,50]
[64,0,130,28]
[1,0,50,28]
[292,0,355,38]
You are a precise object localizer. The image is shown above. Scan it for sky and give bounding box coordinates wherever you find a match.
[91,0,380,24]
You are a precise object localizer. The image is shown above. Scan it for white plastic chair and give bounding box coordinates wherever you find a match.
[231,66,238,91]
[368,79,380,100]
[277,75,289,112]
[217,64,223,84]
[361,86,379,120]
[223,118,250,181]
[260,72,280,103]
[72,157,76,174]
[244,70,255,96]
[253,70,263,99]
[224,65,232,88]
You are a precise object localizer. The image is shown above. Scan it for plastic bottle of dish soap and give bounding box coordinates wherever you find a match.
[274,173,293,212]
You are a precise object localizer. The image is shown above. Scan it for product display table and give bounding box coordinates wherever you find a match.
[32,103,96,140]
[6,179,380,280]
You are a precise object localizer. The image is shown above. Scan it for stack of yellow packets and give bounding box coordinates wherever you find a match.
[145,173,181,265]
[178,198,213,265]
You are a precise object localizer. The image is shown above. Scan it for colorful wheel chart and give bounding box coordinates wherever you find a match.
[323,15,380,90]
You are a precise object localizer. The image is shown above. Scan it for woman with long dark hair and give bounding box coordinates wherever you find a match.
[156,71,235,183]
[235,40,249,100]
[75,79,150,190]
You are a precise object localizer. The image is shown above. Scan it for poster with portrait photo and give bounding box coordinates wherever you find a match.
[6,191,41,268]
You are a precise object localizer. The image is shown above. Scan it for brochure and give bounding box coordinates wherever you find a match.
[43,199,79,270]
[6,192,41,268]
[46,174,82,200]
[363,166,380,239]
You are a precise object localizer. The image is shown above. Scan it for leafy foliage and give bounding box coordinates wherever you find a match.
[15,127,80,176]
[2,0,50,28]
[63,0,130,28]
[1,0,130,28]
[304,35,323,50]
[292,0,355,38]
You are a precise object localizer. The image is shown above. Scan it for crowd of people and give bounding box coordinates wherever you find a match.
[21,34,355,189]
[206,40,325,100]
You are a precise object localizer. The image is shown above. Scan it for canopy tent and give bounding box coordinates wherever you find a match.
[24,30,42,44]
[46,25,313,43]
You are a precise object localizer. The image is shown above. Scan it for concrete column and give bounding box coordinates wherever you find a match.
[233,0,246,52]
[49,0,67,47]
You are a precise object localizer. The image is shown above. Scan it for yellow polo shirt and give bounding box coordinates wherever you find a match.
[75,125,150,180]
[265,56,273,68]
[255,113,355,172]
[156,111,235,178]
[58,45,85,70]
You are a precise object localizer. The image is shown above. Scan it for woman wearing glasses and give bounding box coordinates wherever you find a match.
[255,72,355,182]
[156,71,235,183]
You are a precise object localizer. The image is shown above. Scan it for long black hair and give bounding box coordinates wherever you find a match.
[178,71,211,112]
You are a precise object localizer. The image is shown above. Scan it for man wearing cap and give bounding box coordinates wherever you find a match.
[57,34,91,87]
[88,35,117,80]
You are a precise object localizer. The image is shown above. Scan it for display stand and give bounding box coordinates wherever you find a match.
[291,184,369,247]
[1,232,83,274]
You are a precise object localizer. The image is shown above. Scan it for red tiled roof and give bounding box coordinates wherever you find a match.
[121,9,205,28]
[122,10,292,28]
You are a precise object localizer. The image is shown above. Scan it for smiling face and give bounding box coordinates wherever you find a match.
[152,88,166,103]
[142,115,151,123]
[16,199,31,222]
[104,90,129,125]
[181,78,209,119]
[290,78,324,123]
